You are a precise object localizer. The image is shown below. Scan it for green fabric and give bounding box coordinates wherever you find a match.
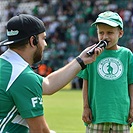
[10,66,44,118]
[0,50,44,133]
[77,47,133,125]
[91,11,123,29]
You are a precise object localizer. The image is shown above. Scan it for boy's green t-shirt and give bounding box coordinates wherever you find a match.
[77,47,133,125]
[0,49,44,133]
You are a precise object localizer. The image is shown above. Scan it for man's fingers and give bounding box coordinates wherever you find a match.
[94,47,104,56]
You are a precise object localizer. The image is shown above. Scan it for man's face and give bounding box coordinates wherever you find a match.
[33,32,47,63]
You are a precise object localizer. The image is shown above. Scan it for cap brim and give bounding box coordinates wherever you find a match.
[0,37,29,46]
[0,39,9,46]
[91,19,119,27]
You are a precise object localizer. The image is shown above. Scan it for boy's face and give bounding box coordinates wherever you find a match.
[97,24,123,50]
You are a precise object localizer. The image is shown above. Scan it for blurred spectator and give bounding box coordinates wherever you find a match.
[37,64,53,77]
[0,46,8,55]
[66,55,82,90]
[0,0,132,79]
[126,39,133,53]
[78,32,88,51]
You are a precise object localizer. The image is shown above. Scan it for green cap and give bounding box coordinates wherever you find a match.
[91,11,123,29]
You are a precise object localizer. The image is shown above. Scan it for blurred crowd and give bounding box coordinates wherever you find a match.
[0,0,132,88]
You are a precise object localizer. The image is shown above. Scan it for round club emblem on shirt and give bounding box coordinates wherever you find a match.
[97,57,123,80]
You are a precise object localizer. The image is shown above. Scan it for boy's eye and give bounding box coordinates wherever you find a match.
[99,32,103,35]
[108,32,113,34]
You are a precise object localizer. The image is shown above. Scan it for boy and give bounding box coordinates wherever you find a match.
[77,11,133,133]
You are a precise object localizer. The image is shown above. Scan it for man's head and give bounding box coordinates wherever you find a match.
[91,11,123,30]
[0,14,45,46]
[0,14,47,64]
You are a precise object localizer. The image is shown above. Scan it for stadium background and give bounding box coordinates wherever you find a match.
[0,0,132,89]
[0,0,132,71]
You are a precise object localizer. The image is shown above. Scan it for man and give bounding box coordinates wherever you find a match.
[77,11,133,133]
[0,14,103,133]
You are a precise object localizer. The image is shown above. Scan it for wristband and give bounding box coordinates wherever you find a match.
[76,57,86,70]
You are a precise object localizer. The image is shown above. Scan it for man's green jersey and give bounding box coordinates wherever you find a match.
[0,49,44,133]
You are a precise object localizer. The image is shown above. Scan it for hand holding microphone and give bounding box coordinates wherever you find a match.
[77,41,107,69]
[87,40,108,56]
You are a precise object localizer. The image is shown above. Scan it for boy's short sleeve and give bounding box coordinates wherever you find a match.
[128,52,133,84]
[77,68,88,80]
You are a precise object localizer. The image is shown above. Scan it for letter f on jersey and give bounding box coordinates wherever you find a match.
[31,97,42,107]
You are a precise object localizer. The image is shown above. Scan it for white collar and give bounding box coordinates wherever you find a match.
[0,49,29,91]
[0,49,28,66]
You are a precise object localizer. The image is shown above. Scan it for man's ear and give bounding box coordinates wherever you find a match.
[29,36,37,47]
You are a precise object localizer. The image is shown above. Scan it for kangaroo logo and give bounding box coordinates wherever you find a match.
[97,57,123,80]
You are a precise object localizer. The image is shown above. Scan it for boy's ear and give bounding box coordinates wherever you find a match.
[119,30,124,38]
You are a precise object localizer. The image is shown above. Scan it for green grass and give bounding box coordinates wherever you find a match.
[43,90,85,133]
[43,89,133,133]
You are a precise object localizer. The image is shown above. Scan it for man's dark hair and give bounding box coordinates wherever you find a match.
[9,39,29,49]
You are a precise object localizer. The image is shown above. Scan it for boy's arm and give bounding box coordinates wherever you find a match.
[128,84,133,125]
[82,79,92,124]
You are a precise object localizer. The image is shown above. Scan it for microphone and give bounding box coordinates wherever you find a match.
[87,40,108,56]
